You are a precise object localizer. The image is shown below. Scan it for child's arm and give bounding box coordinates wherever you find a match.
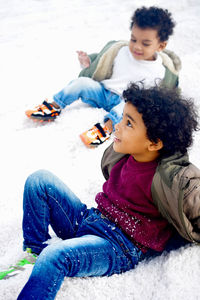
[77,51,91,68]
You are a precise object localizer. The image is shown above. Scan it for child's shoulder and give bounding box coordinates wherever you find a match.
[159,49,181,74]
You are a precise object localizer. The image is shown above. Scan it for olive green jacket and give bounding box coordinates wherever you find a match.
[101,143,200,244]
[79,40,181,89]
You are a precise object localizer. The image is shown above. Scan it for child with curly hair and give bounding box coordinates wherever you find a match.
[17,83,200,299]
[25,6,180,147]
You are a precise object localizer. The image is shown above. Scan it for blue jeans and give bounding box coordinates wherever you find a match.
[53,77,123,126]
[17,170,146,300]
[18,170,188,300]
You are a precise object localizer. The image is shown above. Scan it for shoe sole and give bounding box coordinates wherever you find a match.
[26,114,59,123]
[79,134,97,148]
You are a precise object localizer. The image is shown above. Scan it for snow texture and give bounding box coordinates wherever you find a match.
[0,0,200,299]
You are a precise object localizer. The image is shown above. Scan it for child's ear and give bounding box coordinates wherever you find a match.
[158,41,167,52]
[148,139,163,152]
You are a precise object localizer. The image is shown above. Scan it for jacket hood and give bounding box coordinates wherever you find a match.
[159,49,182,75]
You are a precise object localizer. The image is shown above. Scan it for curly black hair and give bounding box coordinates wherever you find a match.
[130,6,175,41]
[122,83,199,157]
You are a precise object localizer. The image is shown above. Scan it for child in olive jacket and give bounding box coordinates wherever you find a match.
[17,83,199,299]
[102,142,200,244]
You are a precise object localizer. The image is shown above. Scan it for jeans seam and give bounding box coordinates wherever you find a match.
[47,193,76,235]
[41,196,49,242]
[46,269,65,299]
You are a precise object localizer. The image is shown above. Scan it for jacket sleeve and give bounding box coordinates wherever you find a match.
[88,53,98,63]
[182,166,200,235]
[152,156,200,244]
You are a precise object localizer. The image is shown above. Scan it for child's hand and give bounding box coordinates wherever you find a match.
[77,51,90,68]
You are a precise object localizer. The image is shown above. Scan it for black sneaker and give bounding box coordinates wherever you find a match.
[25,100,61,122]
[80,123,111,147]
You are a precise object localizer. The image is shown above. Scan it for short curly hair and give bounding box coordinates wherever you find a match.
[130,6,175,41]
[122,83,199,157]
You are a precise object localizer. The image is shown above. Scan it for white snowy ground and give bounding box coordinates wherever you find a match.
[0,0,200,299]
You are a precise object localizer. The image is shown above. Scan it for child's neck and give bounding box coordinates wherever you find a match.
[132,151,160,163]
[145,53,157,61]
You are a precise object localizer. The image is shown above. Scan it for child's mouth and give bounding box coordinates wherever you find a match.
[113,136,121,143]
[133,51,143,56]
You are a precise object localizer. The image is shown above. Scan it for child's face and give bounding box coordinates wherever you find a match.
[129,25,167,61]
[113,102,161,162]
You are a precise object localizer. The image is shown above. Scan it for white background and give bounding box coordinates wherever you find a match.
[0,0,200,299]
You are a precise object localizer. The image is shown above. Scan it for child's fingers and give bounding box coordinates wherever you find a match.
[77,51,87,56]
[76,51,90,67]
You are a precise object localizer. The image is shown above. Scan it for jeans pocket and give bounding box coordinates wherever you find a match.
[85,215,98,224]
[114,230,143,267]
[83,209,100,224]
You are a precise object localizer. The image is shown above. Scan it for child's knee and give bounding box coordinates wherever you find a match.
[34,244,73,276]
[75,77,99,90]
[25,170,52,187]
[35,245,61,268]
[76,76,93,84]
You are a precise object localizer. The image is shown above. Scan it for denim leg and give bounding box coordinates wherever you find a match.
[104,100,125,126]
[17,234,126,300]
[53,77,121,112]
[22,170,87,254]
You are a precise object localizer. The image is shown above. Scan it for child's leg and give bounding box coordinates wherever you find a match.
[53,77,121,111]
[104,100,125,128]
[22,170,87,255]
[17,234,135,300]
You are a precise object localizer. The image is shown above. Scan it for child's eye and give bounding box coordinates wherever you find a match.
[143,43,151,47]
[127,120,132,127]
[131,39,136,43]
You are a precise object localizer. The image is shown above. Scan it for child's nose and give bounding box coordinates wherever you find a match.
[135,43,142,50]
[114,123,119,131]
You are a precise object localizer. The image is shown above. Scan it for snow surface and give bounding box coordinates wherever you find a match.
[0,0,200,299]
